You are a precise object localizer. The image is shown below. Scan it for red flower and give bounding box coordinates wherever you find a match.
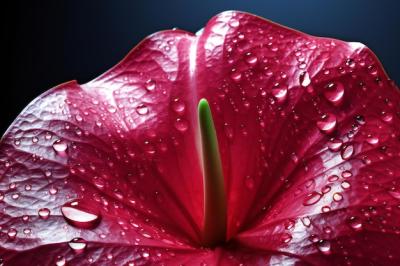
[1,11,399,265]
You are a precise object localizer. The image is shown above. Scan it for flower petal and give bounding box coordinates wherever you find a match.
[195,11,400,263]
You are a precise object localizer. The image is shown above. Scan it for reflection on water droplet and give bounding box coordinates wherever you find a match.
[55,255,66,266]
[333,192,343,202]
[38,208,50,220]
[281,233,292,243]
[328,175,339,182]
[366,135,379,145]
[174,118,189,132]
[136,104,149,115]
[272,87,288,103]
[341,170,352,178]
[341,181,351,189]
[229,19,240,28]
[7,228,17,240]
[341,144,354,160]
[317,113,337,134]
[303,191,322,206]
[317,239,331,255]
[348,216,363,231]
[324,82,344,105]
[301,217,311,227]
[381,112,393,123]
[299,71,311,87]
[69,237,87,254]
[145,79,156,91]
[245,52,258,65]
[53,140,68,154]
[171,99,185,114]
[61,200,101,229]
[388,188,400,199]
[328,139,343,152]
[230,69,242,82]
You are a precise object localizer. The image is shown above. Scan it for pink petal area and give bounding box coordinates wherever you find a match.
[194,12,400,264]
[0,30,205,260]
[1,10,399,265]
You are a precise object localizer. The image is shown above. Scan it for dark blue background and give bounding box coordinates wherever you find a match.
[2,0,399,134]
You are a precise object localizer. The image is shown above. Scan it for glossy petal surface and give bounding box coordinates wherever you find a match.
[1,11,399,265]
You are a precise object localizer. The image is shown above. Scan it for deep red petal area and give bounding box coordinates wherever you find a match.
[196,11,400,265]
[1,10,399,265]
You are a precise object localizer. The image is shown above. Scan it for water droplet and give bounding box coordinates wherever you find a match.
[53,140,68,154]
[174,118,189,132]
[317,113,337,134]
[230,69,242,82]
[301,217,311,227]
[229,19,240,28]
[324,82,344,104]
[388,188,400,199]
[333,192,343,202]
[321,185,331,194]
[75,114,83,122]
[303,191,322,206]
[14,139,21,146]
[136,104,149,115]
[107,105,117,113]
[341,170,353,178]
[32,137,39,143]
[348,216,363,231]
[328,138,343,152]
[55,255,66,266]
[69,237,87,254]
[321,206,331,213]
[381,111,393,123]
[245,52,258,65]
[366,135,379,145]
[284,219,295,230]
[49,187,58,195]
[171,99,185,114]
[341,181,351,189]
[299,71,311,87]
[346,58,355,68]
[145,79,156,91]
[355,115,365,125]
[38,208,51,220]
[317,239,331,255]
[281,233,292,243]
[61,200,101,229]
[272,87,288,103]
[7,228,17,240]
[341,144,354,160]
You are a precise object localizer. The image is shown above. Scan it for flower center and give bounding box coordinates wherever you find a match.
[198,99,227,247]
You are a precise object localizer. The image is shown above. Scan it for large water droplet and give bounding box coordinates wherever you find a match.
[299,71,311,87]
[341,181,351,189]
[69,237,87,254]
[317,113,337,134]
[341,144,354,160]
[303,191,322,206]
[324,82,344,105]
[61,200,101,229]
[52,140,68,154]
[281,233,292,244]
[245,52,258,65]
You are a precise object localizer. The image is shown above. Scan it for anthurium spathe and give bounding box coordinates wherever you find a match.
[1,10,400,265]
